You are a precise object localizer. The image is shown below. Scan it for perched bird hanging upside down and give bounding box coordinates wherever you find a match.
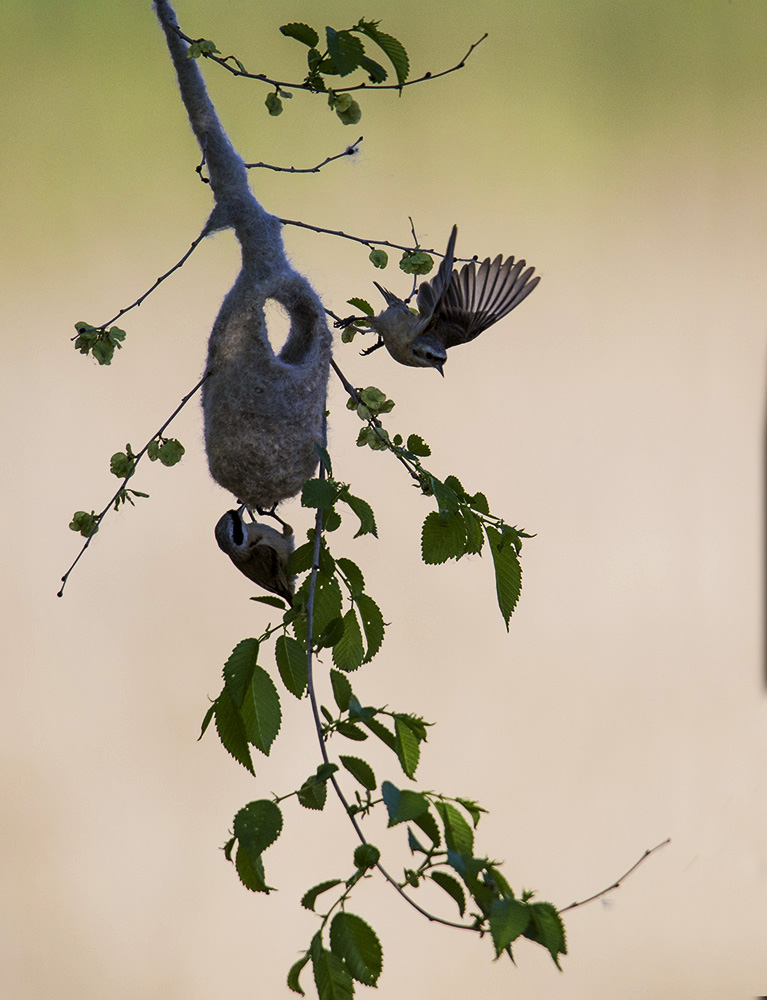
[365,225,539,375]
[214,508,295,605]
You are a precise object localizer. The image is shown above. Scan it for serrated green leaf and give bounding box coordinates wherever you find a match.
[362,714,395,750]
[286,540,315,576]
[347,297,374,316]
[235,843,272,892]
[431,871,466,916]
[339,754,376,790]
[298,779,327,811]
[326,27,365,76]
[468,490,490,514]
[302,478,340,508]
[353,843,380,870]
[311,946,354,1000]
[275,635,308,699]
[490,897,530,956]
[405,433,431,457]
[421,510,467,564]
[280,22,319,47]
[301,879,343,911]
[317,616,346,649]
[340,492,377,538]
[430,477,460,513]
[485,863,514,899]
[251,594,289,609]
[294,574,343,642]
[332,609,365,672]
[455,797,487,828]
[461,508,484,555]
[329,912,382,986]
[394,716,420,779]
[358,25,409,85]
[336,720,368,741]
[381,781,428,826]
[357,54,387,83]
[336,557,365,598]
[356,593,385,661]
[214,689,255,774]
[330,669,353,711]
[525,902,567,968]
[408,828,428,854]
[234,799,283,858]
[223,637,259,707]
[485,524,522,630]
[413,808,441,846]
[240,664,281,755]
[287,953,310,995]
[434,801,474,855]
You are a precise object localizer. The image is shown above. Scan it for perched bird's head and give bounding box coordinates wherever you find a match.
[215,508,295,604]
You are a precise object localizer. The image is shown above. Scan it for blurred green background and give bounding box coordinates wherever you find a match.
[2,2,765,998]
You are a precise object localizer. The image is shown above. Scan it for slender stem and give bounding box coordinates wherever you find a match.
[244,137,363,174]
[174,25,488,96]
[559,838,671,914]
[58,373,209,597]
[281,218,475,263]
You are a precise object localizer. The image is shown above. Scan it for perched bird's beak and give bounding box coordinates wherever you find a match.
[435,363,445,377]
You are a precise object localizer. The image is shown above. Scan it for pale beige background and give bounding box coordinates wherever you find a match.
[2,1,765,997]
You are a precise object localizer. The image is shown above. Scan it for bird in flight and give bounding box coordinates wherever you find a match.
[364,225,539,374]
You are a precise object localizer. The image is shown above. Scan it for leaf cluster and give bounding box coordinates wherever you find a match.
[73,321,126,366]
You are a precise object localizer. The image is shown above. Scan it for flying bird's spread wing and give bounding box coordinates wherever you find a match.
[416,225,458,325]
[431,254,540,348]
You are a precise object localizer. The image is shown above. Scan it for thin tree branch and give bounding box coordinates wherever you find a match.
[58,373,209,597]
[73,230,208,338]
[244,137,363,173]
[173,25,488,96]
[558,838,671,914]
[281,217,472,263]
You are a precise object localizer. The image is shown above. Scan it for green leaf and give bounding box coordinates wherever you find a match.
[421,511,467,564]
[332,609,365,672]
[235,844,272,892]
[353,843,380,870]
[287,953,310,996]
[297,763,337,810]
[109,451,134,479]
[369,248,388,269]
[265,92,283,116]
[490,897,530,956]
[362,714,395,750]
[413,808,441,847]
[468,491,490,514]
[323,509,342,532]
[381,781,428,826]
[157,438,184,466]
[340,492,377,537]
[223,638,259,707]
[198,704,215,740]
[147,439,161,461]
[455,797,487,828]
[294,574,343,642]
[286,540,315,576]
[485,524,522,630]
[302,478,340,508]
[336,557,365,598]
[280,22,320,47]
[330,669,353,711]
[233,799,283,858]
[356,593,385,662]
[326,27,365,76]
[317,616,346,649]
[240,665,282,755]
[69,510,99,537]
[336,720,368,741]
[357,54,387,83]
[275,635,308,699]
[461,508,485,555]
[405,433,431,457]
[524,902,567,969]
[339,754,377,790]
[213,689,255,774]
[301,879,343,912]
[356,24,409,85]
[311,945,354,1000]
[434,801,474,855]
[329,912,382,986]
[347,297,374,315]
[250,595,289,609]
[400,250,433,275]
[431,871,466,917]
[394,716,420,779]
[430,477,460,513]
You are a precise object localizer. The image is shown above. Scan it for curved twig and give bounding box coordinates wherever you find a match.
[244,136,363,173]
[559,838,671,914]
